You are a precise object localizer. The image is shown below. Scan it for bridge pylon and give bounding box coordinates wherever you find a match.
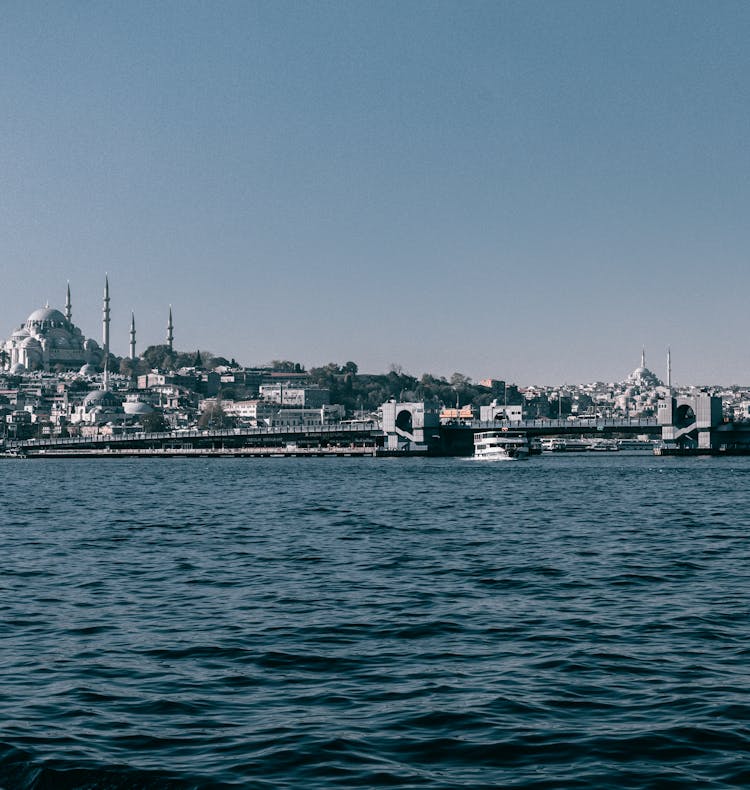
[658,393,723,449]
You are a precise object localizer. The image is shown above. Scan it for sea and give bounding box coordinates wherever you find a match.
[0,454,749,789]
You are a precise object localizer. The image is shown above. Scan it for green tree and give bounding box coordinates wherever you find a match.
[198,401,235,429]
[120,358,137,377]
[142,345,173,370]
[140,412,169,432]
[269,360,303,372]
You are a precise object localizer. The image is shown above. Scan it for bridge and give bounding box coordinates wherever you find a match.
[380,400,661,454]
[3,422,384,457]
[437,418,660,455]
[4,415,661,458]
[442,418,660,436]
[7,393,749,458]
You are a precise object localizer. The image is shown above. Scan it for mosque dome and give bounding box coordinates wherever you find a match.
[625,350,662,388]
[78,363,97,376]
[628,366,661,387]
[123,400,155,415]
[20,336,41,349]
[26,308,67,325]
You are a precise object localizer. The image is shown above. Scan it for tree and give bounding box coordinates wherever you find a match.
[450,372,472,387]
[142,345,173,370]
[140,412,168,432]
[198,401,235,429]
[269,360,303,372]
[120,358,137,377]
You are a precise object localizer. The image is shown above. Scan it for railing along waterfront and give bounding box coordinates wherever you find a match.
[8,421,383,450]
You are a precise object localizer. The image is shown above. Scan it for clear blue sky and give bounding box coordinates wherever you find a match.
[2,1,749,384]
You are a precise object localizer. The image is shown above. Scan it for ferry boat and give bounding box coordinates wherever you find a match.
[588,439,619,452]
[473,431,530,461]
[540,438,587,452]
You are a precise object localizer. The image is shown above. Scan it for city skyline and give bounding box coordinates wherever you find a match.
[0,279,707,387]
[2,2,749,383]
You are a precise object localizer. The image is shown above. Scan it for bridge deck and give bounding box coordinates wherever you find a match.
[7,422,383,451]
[443,418,660,435]
[4,418,663,456]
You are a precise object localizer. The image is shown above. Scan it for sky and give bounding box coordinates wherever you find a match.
[2,1,749,385]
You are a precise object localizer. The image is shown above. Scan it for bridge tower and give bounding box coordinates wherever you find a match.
[658,393,723,449]
[381,400,441,452]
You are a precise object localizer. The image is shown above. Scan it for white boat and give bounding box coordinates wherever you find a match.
[588,439,619,452]
[473,431,530,461]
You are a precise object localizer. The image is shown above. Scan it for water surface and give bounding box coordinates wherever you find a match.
[1,455,748,787]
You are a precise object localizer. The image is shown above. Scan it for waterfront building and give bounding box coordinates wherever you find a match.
[271,404,345,426]
[259,384,330,408]
[479,401,523,422]
[222,399,277,426]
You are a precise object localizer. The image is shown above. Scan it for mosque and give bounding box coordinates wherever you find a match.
[2,283,106,374]
[2,279,172,376]
[625,348,664,388]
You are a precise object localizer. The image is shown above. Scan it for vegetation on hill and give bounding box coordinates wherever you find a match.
[304,362,522,415]
[136,349,526,415]
[140,345,234,372]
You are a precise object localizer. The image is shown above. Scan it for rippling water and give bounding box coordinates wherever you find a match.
[1,455,749,788]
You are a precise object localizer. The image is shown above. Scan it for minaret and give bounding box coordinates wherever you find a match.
[102,275,111,390]
[641,347,646,369]
[667,347,672,389]
[167,305,174,353]
[129,312,136,361]
[65,282,72,322]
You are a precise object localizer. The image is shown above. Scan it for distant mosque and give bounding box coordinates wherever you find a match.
[2,282,104,374]
[2,278,174,376]
[626,348,666,388]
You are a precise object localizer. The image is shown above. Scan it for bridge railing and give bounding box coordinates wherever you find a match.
[9,421,383,450]
[447,418,659,430]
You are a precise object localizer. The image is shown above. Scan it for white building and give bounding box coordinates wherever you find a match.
[479,400,523,422]
[3,300,103,374]
[271,405,345,426]
[222,399,276,425]
[259,385,330,408]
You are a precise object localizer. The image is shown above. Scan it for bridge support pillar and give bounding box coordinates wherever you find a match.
[658,393,723,448]
[381,400,441,452]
